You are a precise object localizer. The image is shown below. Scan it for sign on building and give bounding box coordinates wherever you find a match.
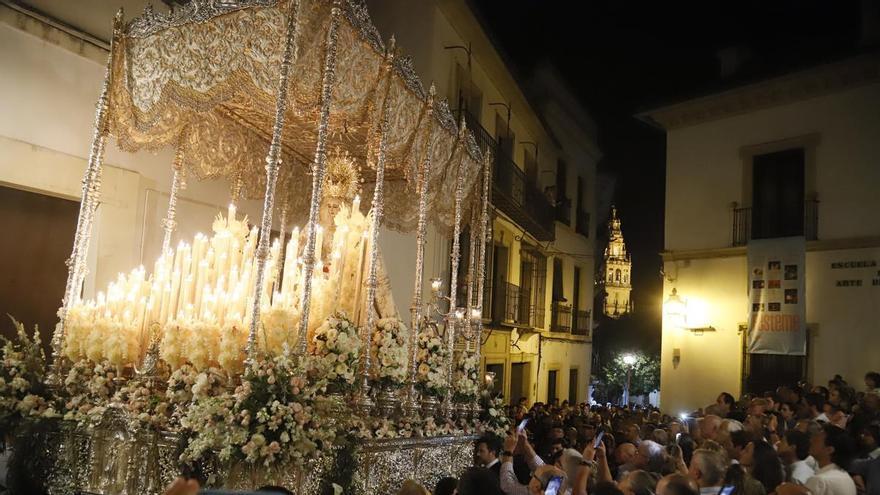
[747,237,807,355]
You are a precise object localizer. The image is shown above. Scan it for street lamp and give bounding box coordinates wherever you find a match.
[622,354,636,406]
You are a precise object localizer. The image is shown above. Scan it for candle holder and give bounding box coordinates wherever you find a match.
[420,394,439,419]
[351,377,375,417]
[401,381,421,420]
[375,384,400,419]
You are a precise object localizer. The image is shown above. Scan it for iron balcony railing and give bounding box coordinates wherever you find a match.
[555,196,572,225]
[494,153,556,241]
[550,301,572,333]
[572,309,591,336]
[460,108,495,159]
[457,109,556,242]
[491,281,546,329]
[519,290,546,330]
[732,199,819,246]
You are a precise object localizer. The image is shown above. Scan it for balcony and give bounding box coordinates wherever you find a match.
[550,301,572,333]
[732,199,819,246]
[555,196,572,225]
[575,210,590,237]
[572,309,591,336]
[490,281,546,329]
[458,109,556,242]
[460,109,495,158]
[493,153,556,241]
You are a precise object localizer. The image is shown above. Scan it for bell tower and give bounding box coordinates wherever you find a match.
[603,206,633,318]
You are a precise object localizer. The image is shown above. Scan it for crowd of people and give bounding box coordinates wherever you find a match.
[161,371,880,495]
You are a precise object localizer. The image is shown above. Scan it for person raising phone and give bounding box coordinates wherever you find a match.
[501,431,573,495]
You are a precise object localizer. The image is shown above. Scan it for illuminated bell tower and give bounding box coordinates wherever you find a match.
[603,206,633,318]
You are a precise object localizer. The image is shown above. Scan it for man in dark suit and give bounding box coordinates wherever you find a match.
[476,435,503,479]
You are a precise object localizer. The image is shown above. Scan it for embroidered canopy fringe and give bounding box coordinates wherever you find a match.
[105,0,484,233]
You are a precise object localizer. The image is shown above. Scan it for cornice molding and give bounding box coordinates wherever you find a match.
[638,53,880,131]
[0,2,107,63]
[661,236,880,262]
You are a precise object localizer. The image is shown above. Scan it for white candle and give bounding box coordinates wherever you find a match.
[195,260,207,313]
[169,269,181,322]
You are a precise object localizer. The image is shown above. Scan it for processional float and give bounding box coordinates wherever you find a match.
[17,0,509,493]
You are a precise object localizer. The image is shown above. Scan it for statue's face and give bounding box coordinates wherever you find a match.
[319,196,343,226]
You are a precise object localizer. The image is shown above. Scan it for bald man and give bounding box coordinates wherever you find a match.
[615,442,638,479]
[698,415,723,443]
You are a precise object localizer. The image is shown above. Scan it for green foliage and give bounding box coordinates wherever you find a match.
[592,352,659,403]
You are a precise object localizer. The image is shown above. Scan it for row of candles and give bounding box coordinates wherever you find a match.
[67,198,372,355]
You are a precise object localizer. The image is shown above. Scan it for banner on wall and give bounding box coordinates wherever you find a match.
[747,237,807,355]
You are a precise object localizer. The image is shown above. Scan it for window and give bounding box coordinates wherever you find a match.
[524,148,538,185]
[573,267,581,315]
[569,368,579,403]
[554,160,572,225]
[576,176,590,237]
[491,244,509,322]
[576,176,584,211]
[520,249,547,328]
[547,370,558,404]
[495,113,514,157]
[615,269,621,283]
[752,148,805,239]
[556,160,568,200]
[552,258,564,302]
[454,63,482,116]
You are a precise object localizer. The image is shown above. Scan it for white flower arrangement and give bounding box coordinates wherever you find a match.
[166,364,227,406]
[112,378,171,428]
[180,349,337,468]
[0,318,56,441]
[414,323,448,397]
[452,353,479,401]
[307,312,362,392]
[61,359,119,424]
[478,392,511,438]
[371,318,408,388]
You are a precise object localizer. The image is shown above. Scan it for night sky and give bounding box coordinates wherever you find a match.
[469,0,864,355]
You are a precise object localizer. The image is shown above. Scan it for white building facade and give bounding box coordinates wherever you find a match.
[641,54,880,413]
[0,1,599,405]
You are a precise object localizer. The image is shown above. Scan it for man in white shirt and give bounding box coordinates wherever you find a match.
[500,432,571,495]
[777,425,857,495]
[778,430,816,484]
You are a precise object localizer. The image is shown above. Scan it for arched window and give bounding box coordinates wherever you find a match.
[615,269,621,282]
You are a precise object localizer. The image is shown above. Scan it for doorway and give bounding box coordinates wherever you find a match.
[0,185,78,358]
[569,368,579,403]
[510,362,529,404]
[486,362,504,399]
[547,369,558,404]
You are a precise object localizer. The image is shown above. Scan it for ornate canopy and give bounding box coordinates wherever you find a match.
[107,0,483,232]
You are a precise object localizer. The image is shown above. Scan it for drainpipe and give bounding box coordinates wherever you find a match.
[536,333,543,402]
